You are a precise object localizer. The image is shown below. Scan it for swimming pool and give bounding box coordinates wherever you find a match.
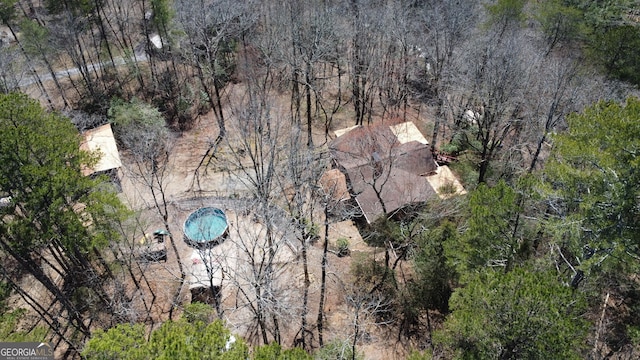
[183,207,228,248]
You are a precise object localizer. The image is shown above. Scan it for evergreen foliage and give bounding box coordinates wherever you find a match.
[412,222,457,314]
[0,92,127,250]
[533,0,587,50]
[0,92,130,339]
[108,97,169,159]
[436,268,588,359]
[81,323,147,360]
[252,343,312,360]
[0,282,47,342]
[446,181,523,276]
[485,0,528,28]
[545,97,640,276]
[0,0,17,25]
[83,316,248,359]
[540,0,640,85]
[83,304,316,360]
[313,339,362,360]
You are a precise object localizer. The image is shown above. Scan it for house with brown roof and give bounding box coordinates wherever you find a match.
[327,120,465,223]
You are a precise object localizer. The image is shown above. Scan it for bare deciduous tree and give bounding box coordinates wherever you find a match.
[343,279,395,360]
[524,57,580,173]
[453,29,536,184]
[112,99,187,319]
[220,202,297,346]
[348,0,385,126]
[217,49,292,343]
[408,0,479,150]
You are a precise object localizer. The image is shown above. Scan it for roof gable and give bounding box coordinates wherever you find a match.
[80,123,122,175]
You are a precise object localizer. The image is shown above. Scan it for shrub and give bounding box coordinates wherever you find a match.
[437,181,458,196]
[336,238,350,257]
[314,339,361,360]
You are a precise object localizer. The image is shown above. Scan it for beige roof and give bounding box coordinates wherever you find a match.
[426,165,467,199]
[149,33,163,49]
[334,124,360,138]
[389,121,428,145]
[333,121,428,144]
[80,124,122,175]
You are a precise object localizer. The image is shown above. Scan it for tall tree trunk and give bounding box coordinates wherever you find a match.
[299,226,311,348]
[478,152,490,184]
[213,76,226,140]
[5,24,54,108]
[351,0,363,126]
[40,54,70,108]
[529,132,547,173]
[305,67,313,148]
[146,160,185,320]
[431,95,444,152]
[0,265,78,347]
[256,287,270,344]
[106,0,146,92]
[352,304,360,360]
[16,7,72,108]
[317,200,330,346]
[0,239,90,337]
[93,0,124,91]
[265,216,281,344]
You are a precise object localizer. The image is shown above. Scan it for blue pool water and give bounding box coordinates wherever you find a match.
[183,207,228,244]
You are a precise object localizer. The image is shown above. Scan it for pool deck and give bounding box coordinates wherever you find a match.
[188,248,226,288]
[186,209,297,291]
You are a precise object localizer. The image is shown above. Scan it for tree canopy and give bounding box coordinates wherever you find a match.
[82,319,248,360]
[544,97,640,275]
[0,92,129,342]
[2,0,640,356]
[0,92,126,252]
[436,268,588,359]
[543,0,640,85]
[0,281,47,342]
[82,303,313,360]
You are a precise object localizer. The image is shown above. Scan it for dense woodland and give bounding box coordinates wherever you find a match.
[1,0,640,358]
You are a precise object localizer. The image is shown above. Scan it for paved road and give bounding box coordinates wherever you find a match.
[18,49,148,88]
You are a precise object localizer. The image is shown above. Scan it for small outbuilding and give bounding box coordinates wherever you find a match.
[80,123,122,176]
[188,249,223,306]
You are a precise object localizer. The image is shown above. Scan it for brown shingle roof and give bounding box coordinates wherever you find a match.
[319,169,351,202]
[329,121,439,222]
[354,168,438,223]
[330,122,399,170]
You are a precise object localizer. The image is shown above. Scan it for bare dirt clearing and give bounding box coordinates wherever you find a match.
[112,82,441,357]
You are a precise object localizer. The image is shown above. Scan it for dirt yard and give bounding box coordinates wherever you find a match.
[109,82,443,358]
